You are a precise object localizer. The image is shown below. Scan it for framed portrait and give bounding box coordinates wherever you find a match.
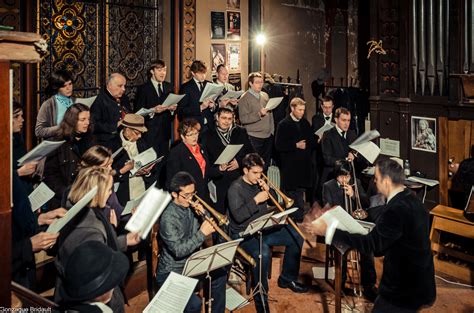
[228,73,242,91]
[226,11,241,40]
[411,116,437,153]
[211,44,226,73]
[227,43,240,73]
[210,11,225,39]
[227,0,240,9]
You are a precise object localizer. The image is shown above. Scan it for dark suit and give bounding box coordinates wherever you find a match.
[135,80,173,156]
[332,188,436,311]
[201,125,254,214]
[322,178,369,210]
[320,127,356,184]
[177,79,215,130]
[166,142,220,204]
[90,88,131,151]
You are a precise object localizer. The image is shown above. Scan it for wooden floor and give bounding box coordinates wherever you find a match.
[125,255,474,313]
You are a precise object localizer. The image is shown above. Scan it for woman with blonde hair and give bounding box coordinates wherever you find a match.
[54,166,140,313]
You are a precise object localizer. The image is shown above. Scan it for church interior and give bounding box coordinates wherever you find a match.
[1,0,474,312]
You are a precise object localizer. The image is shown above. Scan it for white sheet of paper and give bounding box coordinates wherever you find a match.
[121,182,157,216]
[214,144,243,165]
[17,140,65,166]
[162,93,185,106]
[125,188,171,239]
[271,207,299,224]
[350,141,381,164]
[143,272,198,313]
[351,129,380,146]
[226,287,249,311]
[111,147,124,159]
[316,206,369,235]
[130,155,164,178]
[265,97,283,111]
[220,90,244,100]
[136,107,155,116]
[47,187,98,233]
[28,182,55,212]
[113,182,120,193]
[312,266,335,280]
[199,83,225,102]
[75,96,97,107]
[380,138,400,157]
[241,212,275,237]
[131,148,157,175]
[315,123,334,138]
[182,239,243,277]
[406,176,439,187]
[208,181,217,203]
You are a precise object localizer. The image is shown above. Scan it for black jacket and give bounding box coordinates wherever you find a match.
[201,125,254,213]
[90,87,131,151]
[320,127,356,183]
[322,178,369,209]
[311,113,334,135]
[177,79,215,129]
[135,80,173,155]
[275,115,315,189]
[166,142,220,204]
[332,188,436,310]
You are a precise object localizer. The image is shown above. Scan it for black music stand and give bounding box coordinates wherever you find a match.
[182,239,243,313]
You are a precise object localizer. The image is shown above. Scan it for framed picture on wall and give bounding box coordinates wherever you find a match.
[226,11,241,40]
[211,44,226,73]
[227,0,240,9]
[210,11,225,39]
[411,116,437,153]
[227,43,240,73]
[228,73,242,91]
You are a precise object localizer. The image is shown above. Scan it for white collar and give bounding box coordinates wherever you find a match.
[290,113,300,122]
[335,125,345,136]
[387,186,405,203]
[151,78,162,88]
[193,77,203,86]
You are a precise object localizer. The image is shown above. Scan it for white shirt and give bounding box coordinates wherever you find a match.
[193,77,204,91]
[335,125,346,138]
[323,113,333,125]
[151,78,163,96]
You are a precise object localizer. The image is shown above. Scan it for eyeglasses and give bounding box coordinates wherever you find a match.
[179,191,196,200]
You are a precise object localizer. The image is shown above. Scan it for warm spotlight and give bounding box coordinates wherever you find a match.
[256,33,266,46]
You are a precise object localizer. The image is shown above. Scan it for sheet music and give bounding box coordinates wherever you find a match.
[121,182,157,216]
[265,97,283,111]
[111,147,124,159]
[113,182,120,193]
[316,206,369,235]
[130,156,164,178]
[125,188,171,239]
[47,187,98,233]
[351,129,380,146]
[271,207,299,224]
[74,96,97,107]
[226,287,249,311]
[143,272,198,313]
[28,182,55,212]
[214,144,243,165]
[241,212,274,237]
[130,148,157,175]
[349,141,381,164]
[220,90,244,100]
[17,140,65,166]
[314,123,334,138]
[162,93,185,106]
[182,239,243,277]
[406,176,439,187]
[199,83,225,102]
[136,107,155,116]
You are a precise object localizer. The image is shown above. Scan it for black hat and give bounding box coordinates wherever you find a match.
[60,241,129,303]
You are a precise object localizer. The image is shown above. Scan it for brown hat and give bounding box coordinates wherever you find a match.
[119,114,147,133]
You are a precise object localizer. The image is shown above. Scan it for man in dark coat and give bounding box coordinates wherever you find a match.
[177,60,216,131]
[275,97,315,222]
[135,59,177,156]
[320,107,357,184]
[307,159,436,312]
[91,73,132,151]
[201,107,254,215]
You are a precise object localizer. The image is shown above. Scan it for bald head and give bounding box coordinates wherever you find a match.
[107,73,126,99]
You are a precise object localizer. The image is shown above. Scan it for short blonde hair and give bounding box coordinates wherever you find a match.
[68,167,112,208]
[290,97,306,109]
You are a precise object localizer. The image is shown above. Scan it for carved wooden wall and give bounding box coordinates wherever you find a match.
[181,0,196,82]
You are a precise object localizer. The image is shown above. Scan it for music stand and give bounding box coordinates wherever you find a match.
[240,209,297,313]
[182,239,243,313]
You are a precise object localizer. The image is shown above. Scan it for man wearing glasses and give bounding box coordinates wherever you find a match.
[157,171,227,313]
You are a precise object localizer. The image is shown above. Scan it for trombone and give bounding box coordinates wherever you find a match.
[261,173,315,248]
[188,195,257,267]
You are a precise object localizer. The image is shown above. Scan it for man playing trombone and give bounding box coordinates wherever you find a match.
[227,153,308,313]
[156,171,227,313]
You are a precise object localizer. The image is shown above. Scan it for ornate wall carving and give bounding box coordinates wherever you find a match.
[182,0,196,82]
